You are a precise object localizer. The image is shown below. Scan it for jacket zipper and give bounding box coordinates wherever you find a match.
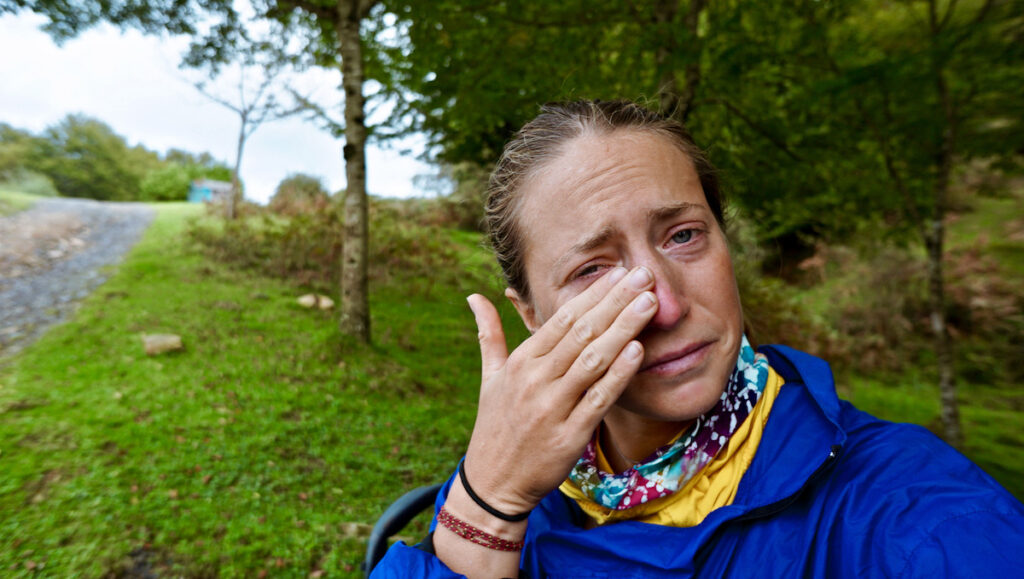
[731,444,844,523]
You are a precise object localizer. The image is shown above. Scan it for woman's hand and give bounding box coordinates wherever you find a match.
[463,266,658,515]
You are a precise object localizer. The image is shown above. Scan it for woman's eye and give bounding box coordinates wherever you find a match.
[574,264,603,279]
[671,229,695,244]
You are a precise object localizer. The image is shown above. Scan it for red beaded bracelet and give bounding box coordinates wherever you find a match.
[437,506,526,552]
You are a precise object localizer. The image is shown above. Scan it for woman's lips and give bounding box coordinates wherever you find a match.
[640,341,714,377]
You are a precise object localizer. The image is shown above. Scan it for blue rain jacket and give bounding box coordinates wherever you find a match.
[372,345,1024,577]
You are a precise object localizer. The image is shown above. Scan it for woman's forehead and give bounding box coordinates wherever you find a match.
[516,131,706,241]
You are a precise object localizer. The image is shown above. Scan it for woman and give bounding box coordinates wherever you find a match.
[373,100,1024,577]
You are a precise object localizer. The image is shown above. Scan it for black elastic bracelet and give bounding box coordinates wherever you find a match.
[458,461,531,522]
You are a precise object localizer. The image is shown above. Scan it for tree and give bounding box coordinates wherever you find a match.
[186,28,305,219]
[163,148,233,181]
[792,0,1024,447]
[31,114,160,200]
[0,123,41,178]
[139,164,192,201]
[264,0,379,342]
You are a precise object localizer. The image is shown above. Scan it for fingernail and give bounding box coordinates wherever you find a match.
[629,267,652,290]
[633,291,656,312]
[626,341,642,359]
[607,267,627,284]
[466,295,479,317]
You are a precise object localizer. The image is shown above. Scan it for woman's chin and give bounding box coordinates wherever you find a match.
[613,374,729,425]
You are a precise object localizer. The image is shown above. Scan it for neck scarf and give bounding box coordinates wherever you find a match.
[566,335,770,511]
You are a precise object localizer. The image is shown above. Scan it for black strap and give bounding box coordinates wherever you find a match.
[459,461,532,522]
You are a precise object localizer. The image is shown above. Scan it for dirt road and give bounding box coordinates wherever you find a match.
[0,197,154,358]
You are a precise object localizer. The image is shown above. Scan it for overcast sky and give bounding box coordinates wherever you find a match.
[0,12,434,203]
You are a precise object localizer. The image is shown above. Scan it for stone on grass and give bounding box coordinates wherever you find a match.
[143,334,183,356]
[297,294,334,310]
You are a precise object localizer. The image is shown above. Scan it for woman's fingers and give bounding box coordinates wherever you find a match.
[467,294,508,380]
[524,266,629,355]
[562,290,656,382]
[568,339,645,431]
[544,267,656,376]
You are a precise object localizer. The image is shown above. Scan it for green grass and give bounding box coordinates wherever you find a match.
[0,189,42,216]
[0,204,511,576]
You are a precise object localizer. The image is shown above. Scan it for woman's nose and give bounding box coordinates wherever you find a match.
[646,266,688,330]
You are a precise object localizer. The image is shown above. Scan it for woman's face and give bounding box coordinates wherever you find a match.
[508,130,743,426]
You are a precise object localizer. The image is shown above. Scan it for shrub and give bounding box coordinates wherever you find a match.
[0,169,59,197]
[187,198,486,299]
[140,164,191,201]
[812,242,1024,384]
[268,173,331,216]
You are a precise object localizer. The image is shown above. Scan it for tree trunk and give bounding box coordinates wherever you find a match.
[654,0,706,123]
[337,0,370,342]
[925,217,960,448]
[654,0,681,118]
[930,60,962,448]
[228,120,246,221]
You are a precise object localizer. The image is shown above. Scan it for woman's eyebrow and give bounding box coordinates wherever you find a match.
[553,225,616,272]
[647,201,702,223]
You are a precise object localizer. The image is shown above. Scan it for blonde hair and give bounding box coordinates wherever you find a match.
[486,99,724,300]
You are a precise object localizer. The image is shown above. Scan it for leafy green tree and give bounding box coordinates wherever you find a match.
[139,164,192,201]
[32,114,159,200]
[793,0,1024,446]
[0,123,42,178]
[163,148,233,181]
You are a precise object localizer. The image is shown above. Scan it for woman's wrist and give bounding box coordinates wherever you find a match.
[444,476,529,540]
[459,461,532,522]
[434,479,528,578]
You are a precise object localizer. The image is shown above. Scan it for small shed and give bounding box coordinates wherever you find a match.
[188,179,234,203]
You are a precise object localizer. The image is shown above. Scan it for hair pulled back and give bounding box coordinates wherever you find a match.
[486,99,724,301]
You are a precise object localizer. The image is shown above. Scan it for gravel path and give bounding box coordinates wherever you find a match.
[0,197,155,359]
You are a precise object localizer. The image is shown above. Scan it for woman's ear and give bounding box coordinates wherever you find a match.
[505,288,541,334]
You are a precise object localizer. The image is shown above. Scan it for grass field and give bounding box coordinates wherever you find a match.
[1,196,1021,576]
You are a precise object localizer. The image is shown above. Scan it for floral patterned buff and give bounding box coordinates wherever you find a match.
[567,335,770,511]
